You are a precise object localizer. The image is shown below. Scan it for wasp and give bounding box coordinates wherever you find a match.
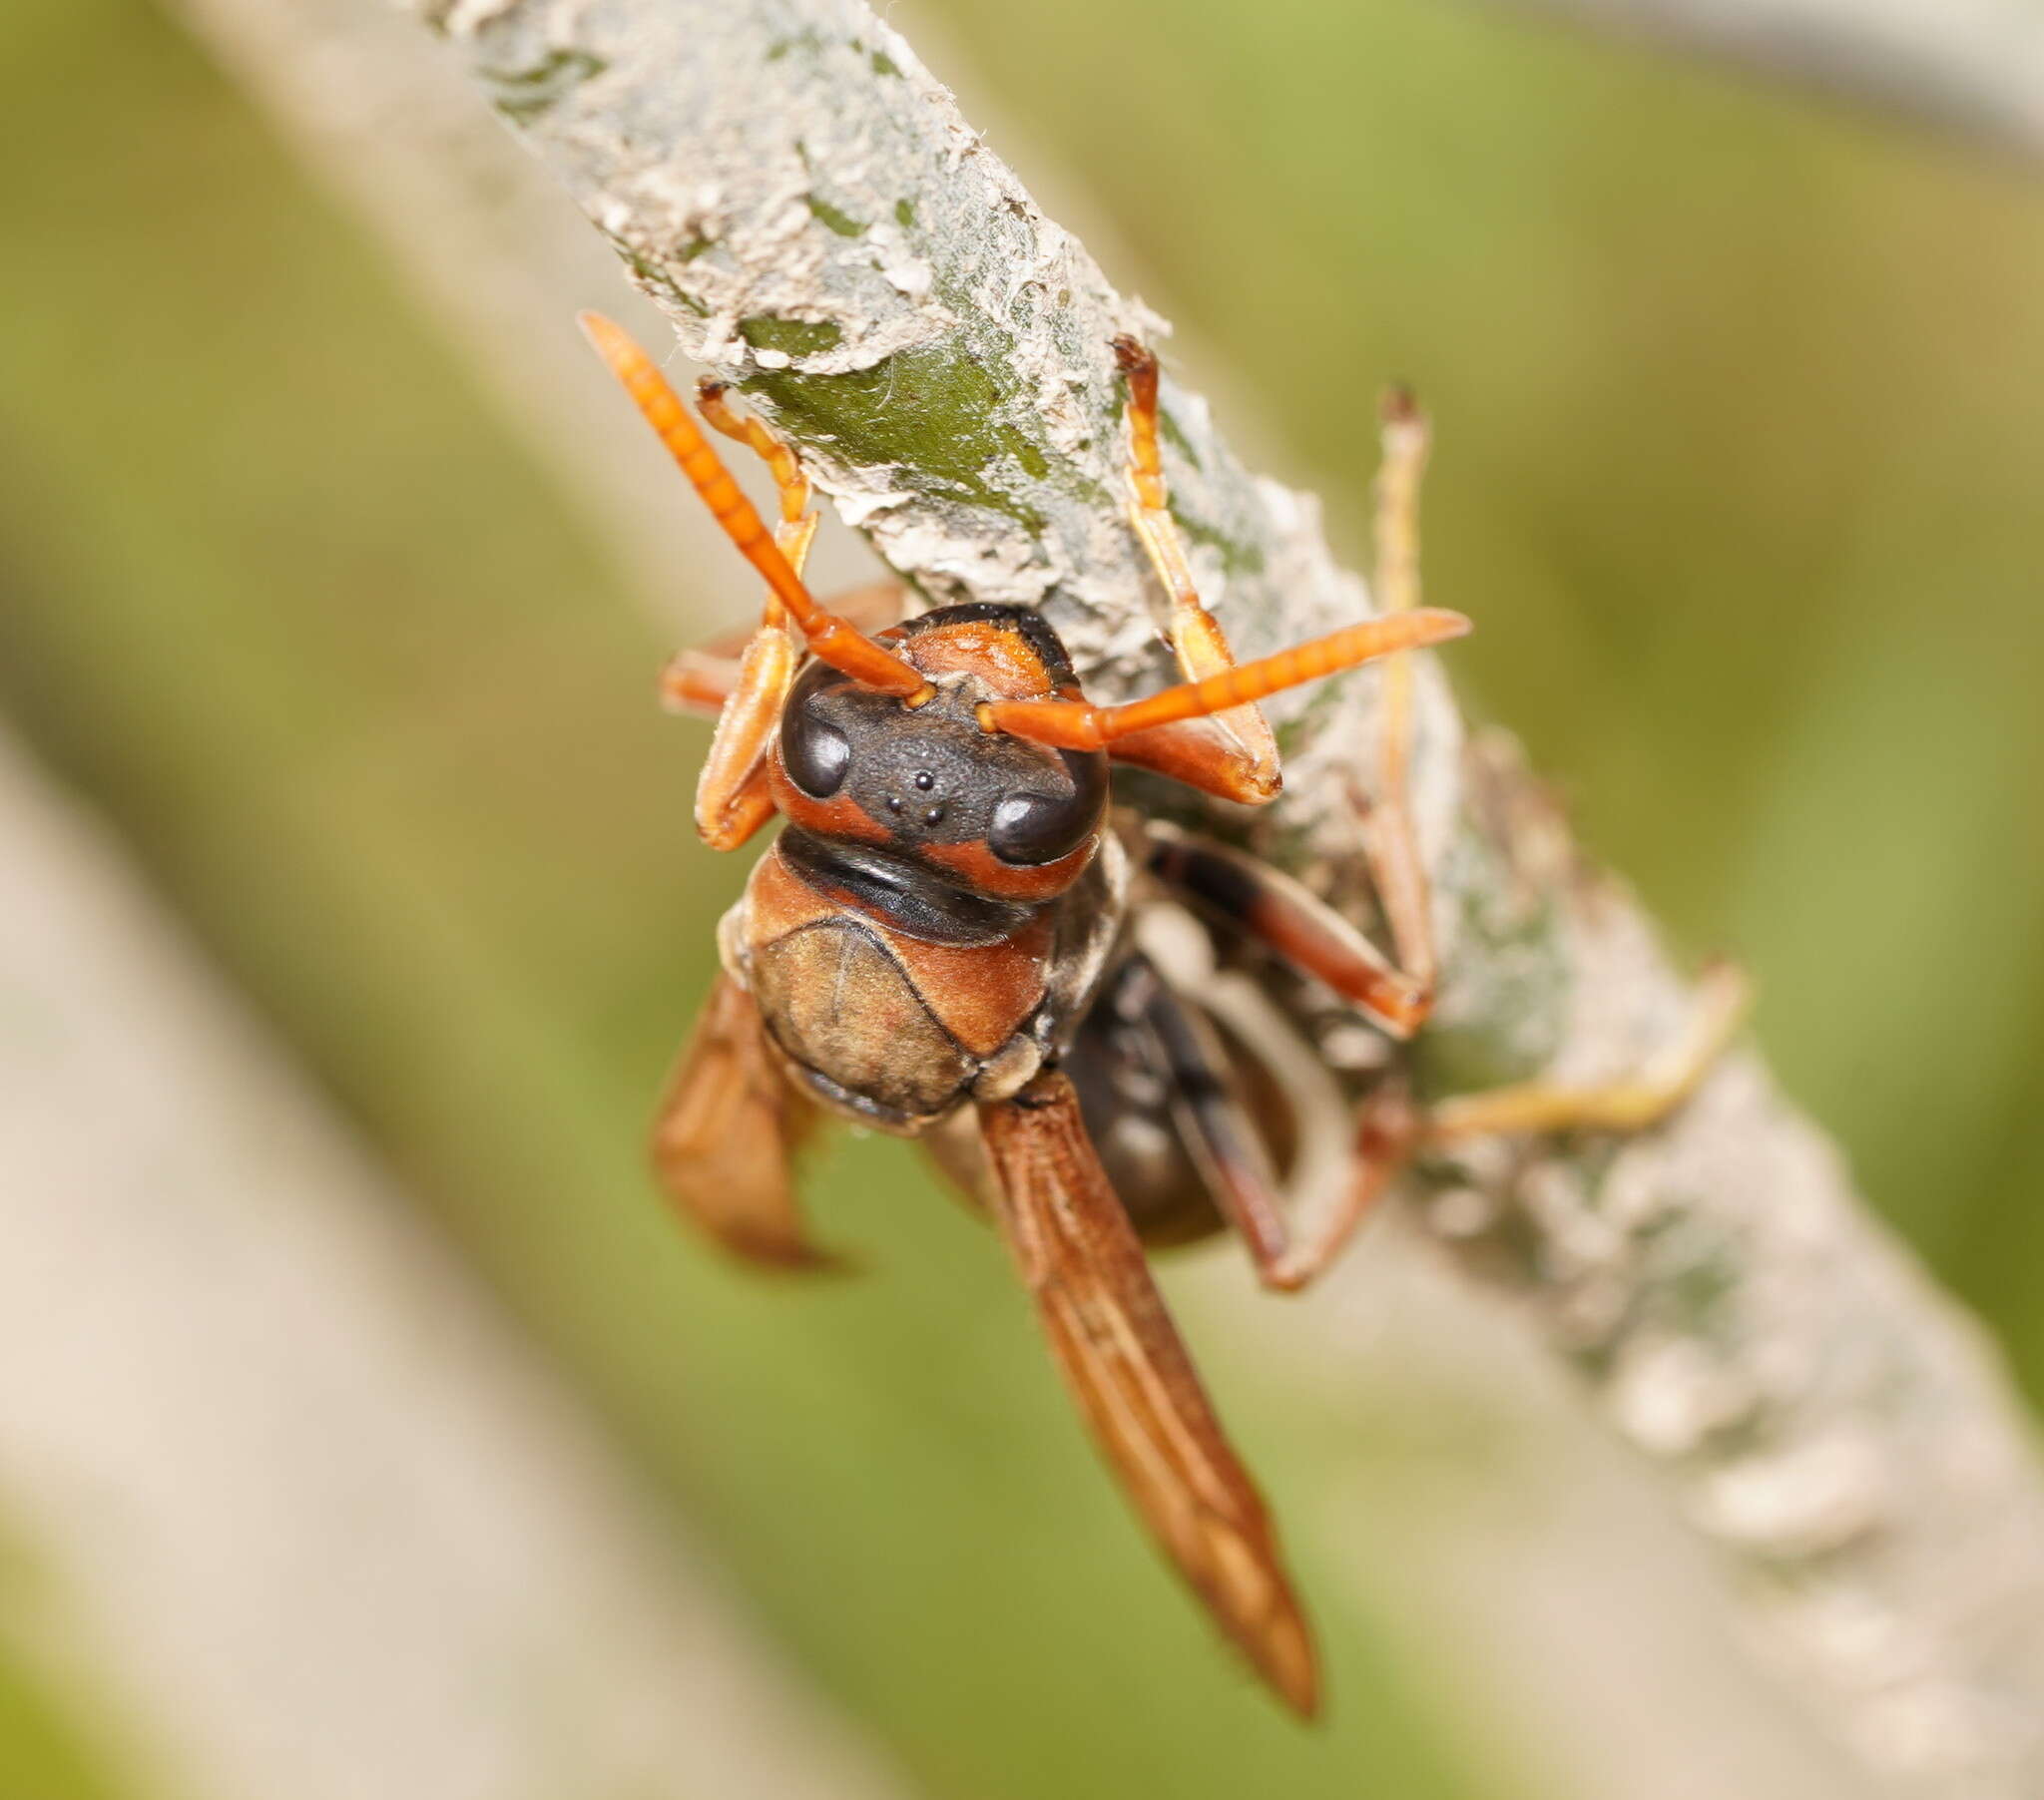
[581,312,1746,1716]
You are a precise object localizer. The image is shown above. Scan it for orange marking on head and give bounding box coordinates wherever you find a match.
[902,621,1058,698]
[918,834,1097,902]
[766,759,893,844]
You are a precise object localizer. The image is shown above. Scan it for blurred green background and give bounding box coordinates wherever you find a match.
[2,0,2041,1794]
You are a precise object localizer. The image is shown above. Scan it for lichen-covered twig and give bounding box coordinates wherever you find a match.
[1466,0,2044,162]
[396,3,2044,1792]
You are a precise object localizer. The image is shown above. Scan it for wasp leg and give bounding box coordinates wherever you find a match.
[1012,360,1455,818]
[697,377,811,524]
[1107,715,1285,806]
[1145,822,1429,1038]
[979,1070,1318,1717]
[660,654,749,717]
[1270,1077,1418,1291]
[1113,336,1281,801]
[1358,388,1437,1000]
[1424,961,1752,1143]
[651,973,841,1269]
[1144,952,1422,1292]
[660,581,908,718]
[686,553,806,848]
[1121,952,1291,1271]
[1120,397,1442,1005]
[663,377,836,849]
[583,313,930,701]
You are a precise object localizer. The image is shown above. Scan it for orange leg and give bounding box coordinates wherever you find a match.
[1271,1077,1418,1291]
[1144,823,1428,1038]
[690,507,814,851]
[1266,380,1436,1283]
[660,655,749,718]
[1172,954,1746,1295]
[988,370,1466,816]
[661,581,909,719]
[670,374,815,849]
[1114,337,1281,801]
[1125,944,1419,1293]
[1254,966,1745,1295]
[1128,383,1447,1035]
[1359,389,1437,998]
[1140,821,1428,1290]
[1423,962,1752,1143]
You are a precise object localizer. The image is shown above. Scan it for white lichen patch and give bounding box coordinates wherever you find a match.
[1700,1431,1892,1558]
[1610,1334,1757,1457]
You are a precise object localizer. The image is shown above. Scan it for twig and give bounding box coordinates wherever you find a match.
[1461,0,2044,161]
[386,2,2044,1792]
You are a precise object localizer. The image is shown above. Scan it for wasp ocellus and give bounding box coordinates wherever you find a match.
[582,313,1747,1716]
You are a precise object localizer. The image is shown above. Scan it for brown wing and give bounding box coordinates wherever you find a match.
[978,1072,1318,1716]
[650,973,837,1269]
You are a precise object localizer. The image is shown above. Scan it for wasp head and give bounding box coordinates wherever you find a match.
[769,605,1110,902]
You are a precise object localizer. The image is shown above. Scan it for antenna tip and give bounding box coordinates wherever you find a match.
[1413,607,1473,644]
[577,310,627,354]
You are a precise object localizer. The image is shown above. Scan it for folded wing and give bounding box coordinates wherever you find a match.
[651,973,835,1269]
[979,1072,1318,1715]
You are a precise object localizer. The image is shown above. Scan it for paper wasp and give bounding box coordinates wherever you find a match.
[582,312,1745,1716]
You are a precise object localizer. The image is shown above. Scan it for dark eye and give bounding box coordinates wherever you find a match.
[987,751,1107,865]
[779,668,852,797]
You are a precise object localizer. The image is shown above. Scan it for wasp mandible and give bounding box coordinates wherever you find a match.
[581,313,1746,1716]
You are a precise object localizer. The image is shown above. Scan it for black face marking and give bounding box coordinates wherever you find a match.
[780,659,853,797]
[838,710,1016,847]
[779,829,1037,946]
[792,671,1106,861]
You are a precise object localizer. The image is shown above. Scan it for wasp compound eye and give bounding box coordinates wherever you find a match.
[780,663,854,798]
[987,749,1109,866]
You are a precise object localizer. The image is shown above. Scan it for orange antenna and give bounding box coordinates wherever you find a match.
[578,313,931,700]
[980,609,1471,750]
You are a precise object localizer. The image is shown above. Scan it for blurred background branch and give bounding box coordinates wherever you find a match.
[0,726,912,1800]
[1464,0,2044,160]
